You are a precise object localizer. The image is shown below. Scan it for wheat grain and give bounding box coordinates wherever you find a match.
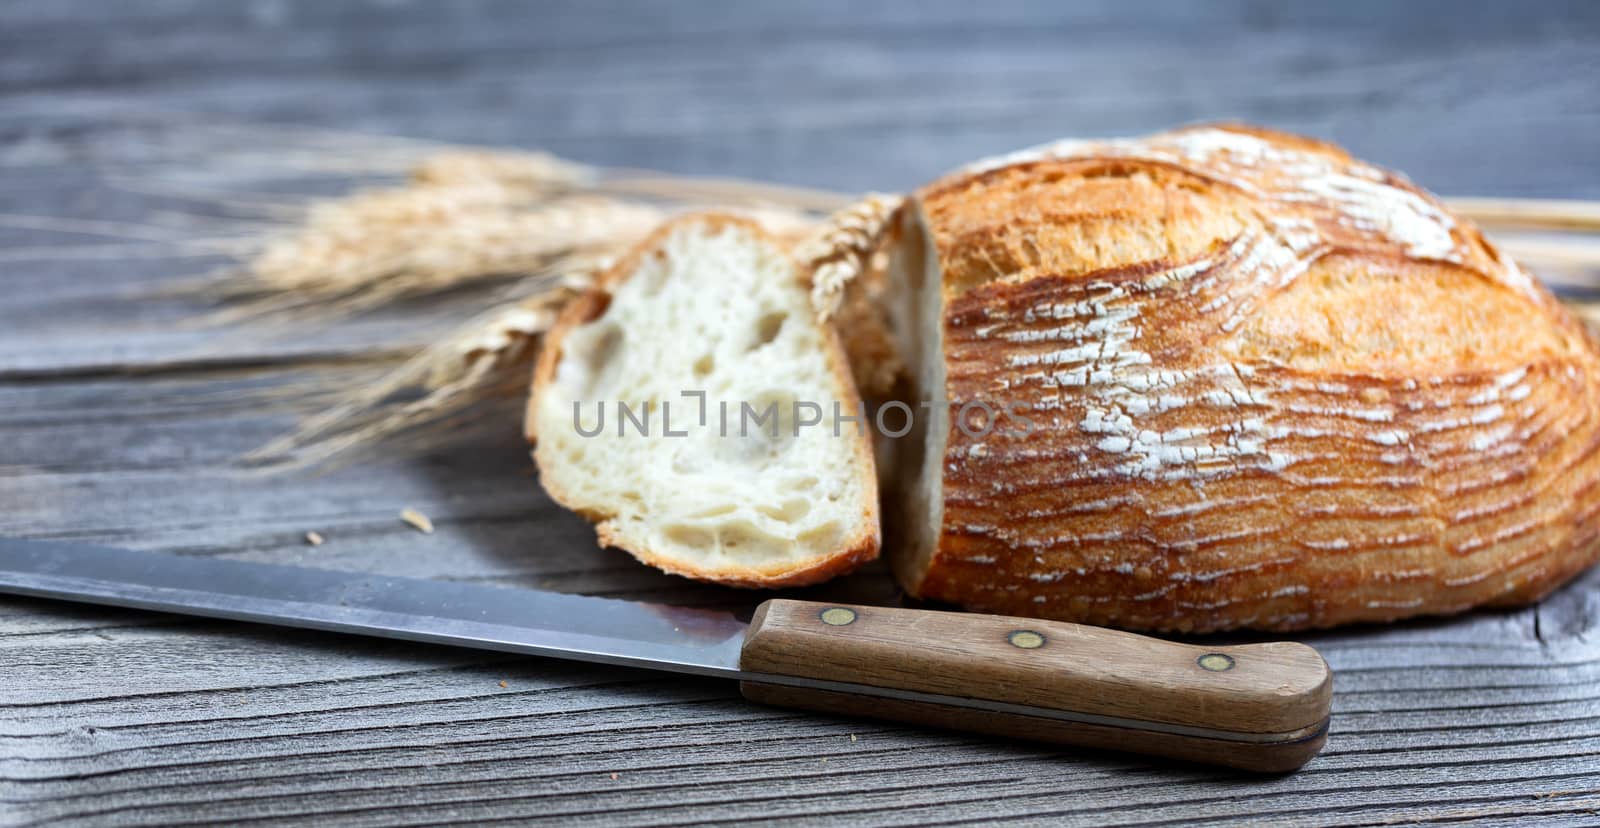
[788,194,907,396]
[797,193,902,320]
[399,508,435,534]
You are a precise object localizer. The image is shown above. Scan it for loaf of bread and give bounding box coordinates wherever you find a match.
[884,124,1600,632]
[527,214,880,587]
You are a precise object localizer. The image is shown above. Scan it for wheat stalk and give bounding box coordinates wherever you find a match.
[407,149,594,192]
[247,274,588,468]
[1494,235,1600,272]
[1448,197,1600,232]
[592,173,852,213]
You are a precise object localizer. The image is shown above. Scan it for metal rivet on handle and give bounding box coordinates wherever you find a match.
[1008,630,1046,649]
[819,607,857,626]
[1197,653,1235,672]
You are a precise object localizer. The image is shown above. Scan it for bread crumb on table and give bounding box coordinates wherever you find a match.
[399,508,434,534]
[304,531,325,546]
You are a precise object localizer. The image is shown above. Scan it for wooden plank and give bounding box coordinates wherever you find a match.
[1,332,1597,825]
[1,625,1598,826]
[2,1,1600,824]
[2,2,1599,374]
[0,1,1596,195]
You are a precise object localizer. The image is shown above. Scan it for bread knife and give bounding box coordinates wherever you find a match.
[0,537,1331,772]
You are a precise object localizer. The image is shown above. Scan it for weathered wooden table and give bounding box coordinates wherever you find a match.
[4,2,1600,825]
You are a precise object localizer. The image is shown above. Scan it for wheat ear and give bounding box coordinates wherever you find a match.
[246,274,588,469]
[797,193,903,321]
[788,194,906,396]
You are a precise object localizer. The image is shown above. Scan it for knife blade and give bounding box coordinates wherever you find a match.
[0,537,1332,772]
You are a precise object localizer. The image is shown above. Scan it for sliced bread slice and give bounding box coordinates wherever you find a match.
[527,214,880,587]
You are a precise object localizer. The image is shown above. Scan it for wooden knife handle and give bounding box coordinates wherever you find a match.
[737,599,1332,773]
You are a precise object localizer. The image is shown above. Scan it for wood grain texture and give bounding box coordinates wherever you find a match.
[2,1,1600,825]
[737,683,1329,775]
[741,599,1331,734]
[738,599,1331,771]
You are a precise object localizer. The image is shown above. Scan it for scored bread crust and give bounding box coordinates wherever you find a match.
[528,212,880,588]
[892,123,1600,632]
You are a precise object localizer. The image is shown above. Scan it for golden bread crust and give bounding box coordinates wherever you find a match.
[901,124,1600,631]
